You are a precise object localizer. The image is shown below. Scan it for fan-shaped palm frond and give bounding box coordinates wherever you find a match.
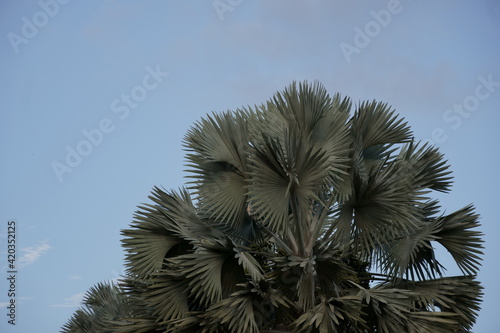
[396,142,453,193]
[184,111,250,226]
[61,281,158,333]
[391,275,483,331]
[175,244,240,305]
[377,202,483,282]
[434,204,483,275]
[121,186,226,278]
[141,273,191,324]
[248,129,332,236]
[350,100,413,150]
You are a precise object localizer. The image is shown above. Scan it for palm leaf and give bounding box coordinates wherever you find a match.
[121,191,191,277]
[61,308,100,333]
[122,187,227,277]
[270,81,352,171]
[392,275,483,331]
[396,142,453,193]
[167,239,245,307]
[61,282,141,333]
[151,187,226,241]
[350,100,413,149]
[235,249,265,282]
[113,278,164,333]
[184,111,249,173]
[406,311,460,332]
[379,221,444,280]
[141,274,190,324]
[248,130,334,239]
[333,155,425,256]
[246,133,293,235]
[122,225,183,277]
[434,204,483,275]
[184,112,249,225]
[271,254,315,310]
[292,295,364,333]
[354,284,420,333]
[315,250,356,297]
[202,290,260,333]
[202,280,292,333]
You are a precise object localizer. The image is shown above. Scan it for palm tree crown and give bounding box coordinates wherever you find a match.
[62,81,483,333]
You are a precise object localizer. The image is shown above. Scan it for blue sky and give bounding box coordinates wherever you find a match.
[1,1,499,332]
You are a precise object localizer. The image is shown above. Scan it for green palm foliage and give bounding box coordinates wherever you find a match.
[62,81,484,333]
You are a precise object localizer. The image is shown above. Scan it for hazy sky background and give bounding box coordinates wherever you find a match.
[1,1,499,332]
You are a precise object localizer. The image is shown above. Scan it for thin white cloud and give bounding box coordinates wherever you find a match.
[69,275,82,280]
[17,241,51,268]
[51,292,85,308]
[0,297,32,308]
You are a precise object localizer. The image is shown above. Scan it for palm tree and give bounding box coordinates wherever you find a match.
[62,81,483,333]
